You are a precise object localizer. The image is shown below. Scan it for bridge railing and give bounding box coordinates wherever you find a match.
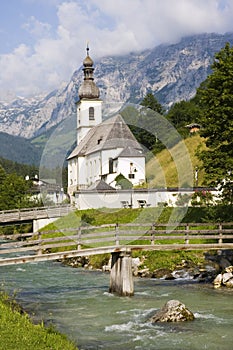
[0,205,74,222]
[1,222,233,259]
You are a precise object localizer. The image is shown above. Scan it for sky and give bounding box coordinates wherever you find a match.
[0,0,233,100]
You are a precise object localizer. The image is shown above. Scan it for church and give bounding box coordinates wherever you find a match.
[67,46,146,196]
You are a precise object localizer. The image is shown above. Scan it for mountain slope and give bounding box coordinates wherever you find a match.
[0,32,233,139]
[0,132,41,165]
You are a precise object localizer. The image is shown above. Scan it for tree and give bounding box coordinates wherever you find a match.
[166,99,201,137]
[0,173,32,210]
[196,43,233,203]
[0,165,6,185]
[140,92,164,115]
[122,93,165,151]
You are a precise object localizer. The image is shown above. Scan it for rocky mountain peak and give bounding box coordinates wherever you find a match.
[0,32,233,139]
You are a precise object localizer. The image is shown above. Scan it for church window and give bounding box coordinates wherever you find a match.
[109,158,113,174]
[89,107,94,120]
[128,173,135,179]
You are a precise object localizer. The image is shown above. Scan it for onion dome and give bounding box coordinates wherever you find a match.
[78,45,100,99]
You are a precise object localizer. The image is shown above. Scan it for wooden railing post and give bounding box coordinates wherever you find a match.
[77,227,82,250]
[37,231,42,255]
[185,223,189,244]
[115,223,119,246]
[218,223,223,244]
[151,224,155,245]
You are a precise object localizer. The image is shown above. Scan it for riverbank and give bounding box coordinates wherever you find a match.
[62,248,233,285]
[0,291,78,350]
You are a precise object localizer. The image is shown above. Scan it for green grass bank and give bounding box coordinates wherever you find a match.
[0,292,78,350]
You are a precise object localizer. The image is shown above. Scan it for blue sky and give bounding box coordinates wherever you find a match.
[0,0,233,99]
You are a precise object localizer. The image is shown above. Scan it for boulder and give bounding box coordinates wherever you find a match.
[152,268,174,279]
[150,300,195,323]
[225,266,233,273]
[213,266,233,288]
[225,279,233,288]
[213,273,223,288]
[222,272,233,284]
[138,268,152,278]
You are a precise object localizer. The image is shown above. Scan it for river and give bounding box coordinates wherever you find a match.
[0,260,232,350]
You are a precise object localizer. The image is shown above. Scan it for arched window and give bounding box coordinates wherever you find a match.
[89,107,94,120]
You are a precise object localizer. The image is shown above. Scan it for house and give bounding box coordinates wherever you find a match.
[185,123,201,133]
[28,177,66,204]
[67,46,146,196]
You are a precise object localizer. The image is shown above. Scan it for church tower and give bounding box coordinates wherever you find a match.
[76,45,102,144]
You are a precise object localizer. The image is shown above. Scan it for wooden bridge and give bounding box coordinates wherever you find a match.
[1,222,233,296]
[0,205,74,230]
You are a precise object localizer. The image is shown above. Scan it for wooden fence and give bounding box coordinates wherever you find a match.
[0,222,233,266]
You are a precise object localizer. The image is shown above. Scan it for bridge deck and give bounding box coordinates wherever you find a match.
[1,243,233,266]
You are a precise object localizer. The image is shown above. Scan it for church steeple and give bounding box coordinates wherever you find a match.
[78,44,100,99]
[76,44,102,145]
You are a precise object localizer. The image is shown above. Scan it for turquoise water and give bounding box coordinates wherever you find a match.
[0,261,232,350]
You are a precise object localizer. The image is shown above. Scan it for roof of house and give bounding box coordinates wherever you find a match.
[67,114,143,159]
[87,179,116,191]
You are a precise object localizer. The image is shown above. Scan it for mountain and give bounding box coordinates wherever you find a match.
[0,32,232,145]
[0,132,41,165]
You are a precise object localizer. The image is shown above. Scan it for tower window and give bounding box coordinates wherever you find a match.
[89,107,94,120]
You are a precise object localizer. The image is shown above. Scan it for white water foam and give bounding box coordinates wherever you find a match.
[194,312,226,324]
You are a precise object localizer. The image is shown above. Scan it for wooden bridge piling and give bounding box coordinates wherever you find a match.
[109,250,134,296]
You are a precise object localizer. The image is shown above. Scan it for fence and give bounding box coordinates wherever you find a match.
[1,222,233,260]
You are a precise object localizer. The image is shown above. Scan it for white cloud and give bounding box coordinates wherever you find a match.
[0,0,233,99]
[23,16,52,38]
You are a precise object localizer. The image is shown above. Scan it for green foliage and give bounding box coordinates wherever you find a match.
[196,42,233,203]
[81,213,96,225]
[0,292,78,350]
[115,173,133,189]
[133,250,205,271]
[140,92,165,115]
[191,190,214,207]
[121,94,165,151]
[0,157,38,178]
[88,254,110,269]
[0,165,6,184]
[166,99,201,137]
[0,173,33,210]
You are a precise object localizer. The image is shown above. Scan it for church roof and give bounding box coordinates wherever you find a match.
[117,146,144,158]
[68,114,143,159]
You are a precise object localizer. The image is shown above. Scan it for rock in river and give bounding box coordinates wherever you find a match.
[150,300,195,323]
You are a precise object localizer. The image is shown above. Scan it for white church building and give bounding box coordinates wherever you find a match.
[67,46,146,196]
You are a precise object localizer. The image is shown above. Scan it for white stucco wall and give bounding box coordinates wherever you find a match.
[74,188,203,210]
[117,157,145,186]
[77,99,102,144]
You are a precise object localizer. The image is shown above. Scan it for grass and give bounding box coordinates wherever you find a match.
[132,249,205,271]
[0,292,78,350]
[146,134,207,187]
